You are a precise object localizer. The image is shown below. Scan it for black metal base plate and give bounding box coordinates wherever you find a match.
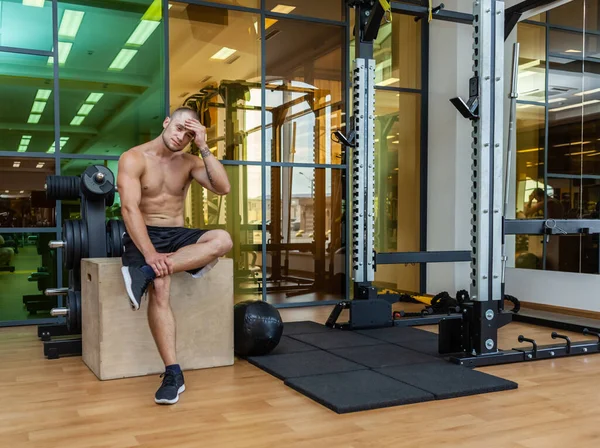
[43,337,82,359]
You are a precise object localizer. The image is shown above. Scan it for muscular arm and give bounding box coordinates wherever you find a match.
[524,200,544,218]
[191,147,231,195]
[117,151,155,257]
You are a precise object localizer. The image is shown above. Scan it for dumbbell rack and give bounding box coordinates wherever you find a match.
[38,165,124,359]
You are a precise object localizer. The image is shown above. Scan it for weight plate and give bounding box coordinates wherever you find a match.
[72,220,82,270]
[64,220,74,270]
[66,290,74,333]
[105,189,115,207]
[106,220,126,257]
[73,290,81,334]
[46,175,80,200]
[79,220,89,260]
[81,165,116,201]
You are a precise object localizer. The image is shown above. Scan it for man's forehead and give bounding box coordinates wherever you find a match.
[170,115,192,126]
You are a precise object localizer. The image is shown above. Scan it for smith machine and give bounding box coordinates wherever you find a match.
[327,0,600,367]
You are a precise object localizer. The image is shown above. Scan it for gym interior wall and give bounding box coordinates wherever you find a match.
[0,0,426,325]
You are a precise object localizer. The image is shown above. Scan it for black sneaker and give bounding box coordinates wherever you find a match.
[120,266,152,310]
[155,370,185,405]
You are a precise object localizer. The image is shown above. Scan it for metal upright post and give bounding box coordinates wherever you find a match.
[469,0,505,354]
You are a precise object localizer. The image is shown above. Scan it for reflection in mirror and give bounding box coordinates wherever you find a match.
[0,157,56,228]
[0,232,59,321]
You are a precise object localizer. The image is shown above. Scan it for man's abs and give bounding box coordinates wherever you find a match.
[137,150,192,226]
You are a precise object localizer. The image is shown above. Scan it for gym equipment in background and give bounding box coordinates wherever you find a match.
[327,0,600,368]
[38,165,123,359]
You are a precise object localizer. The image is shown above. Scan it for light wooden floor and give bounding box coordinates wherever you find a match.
[2,306,600,448]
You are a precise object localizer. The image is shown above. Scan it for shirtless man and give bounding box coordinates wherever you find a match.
[117,107,232,405]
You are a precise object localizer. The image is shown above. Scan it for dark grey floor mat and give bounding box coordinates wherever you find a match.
[330,343,444,368]
[267,336,319,356]
[289,330,386,350]
[247,321,518,413]
[357,326,438,344]
[394,338,446,358]
[282,321,333,336]
[285,370,435,414]
[247,350,367,380]
[376,362,518,399]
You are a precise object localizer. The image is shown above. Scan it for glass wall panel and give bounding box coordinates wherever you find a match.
[548,37,584,176]
[265,0,344,22]
[350,12,421,90]
[515,104,545,218]
[548,0,583,29]
[264,166,344,303]
[169,5,261,161]
[265,18,344,164]
[373,90,420,293]
[0,157,56,228]
[178,0,259,9]
[0,0,52,51]
[0,52,55,154]
[517,23,546,103]
[184,164,262,302]
[57,1,165,156]
[514,234,544,270]
[0,231,58,321]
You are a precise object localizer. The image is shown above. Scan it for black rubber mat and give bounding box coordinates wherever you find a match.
[394,338,446,358]
[268,336,319,356]
[289,331,386,350]
[248,321,518,413]
[376,362,518,399]
[285,370,435,414]
[357,326,438,344]
[283,321,334,336]
[330,344,443,368]
[247,350,367,380]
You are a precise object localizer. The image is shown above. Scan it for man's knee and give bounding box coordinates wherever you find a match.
[211,230,233,257]
[150,276,171,306]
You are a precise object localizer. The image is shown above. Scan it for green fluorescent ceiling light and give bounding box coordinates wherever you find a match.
[28,114,41,124]
[31,101,47,114]
[18,136,31,152]
[59,10,85,39]
[85,93,104,103]
[70,116,85,126]
[35,89,51,100]
[47,41,73,65]
[23,0,45,7]
[126,20,161,46]
[48,137,69,154]
[77,104,94,115]
[109,49,138,71]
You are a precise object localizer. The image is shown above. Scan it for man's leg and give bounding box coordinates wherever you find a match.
[167,229,233,274]
[147,276,176,366]
[147,275,186,405]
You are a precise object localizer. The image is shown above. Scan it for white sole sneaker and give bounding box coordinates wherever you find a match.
[121,266,140,311]
[155,384,186,405]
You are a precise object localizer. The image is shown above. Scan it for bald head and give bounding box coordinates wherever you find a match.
[171,107,199,122]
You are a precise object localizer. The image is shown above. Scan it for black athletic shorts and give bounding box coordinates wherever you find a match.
[122,225,216,277]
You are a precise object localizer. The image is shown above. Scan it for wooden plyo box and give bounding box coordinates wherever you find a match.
[81,258,234,380]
